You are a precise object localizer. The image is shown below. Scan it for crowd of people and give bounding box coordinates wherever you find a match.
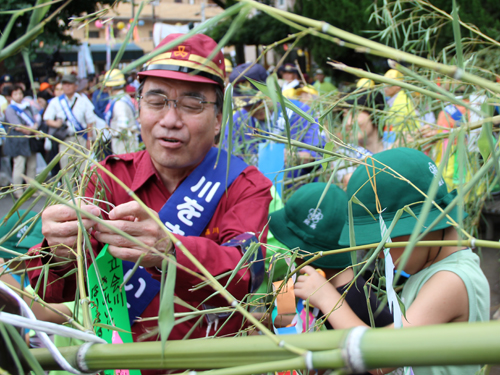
[0,32,494,375]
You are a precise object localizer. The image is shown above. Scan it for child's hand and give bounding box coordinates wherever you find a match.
[294,266,338,310]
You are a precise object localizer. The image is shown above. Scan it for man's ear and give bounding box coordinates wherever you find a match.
[214,108,223,135]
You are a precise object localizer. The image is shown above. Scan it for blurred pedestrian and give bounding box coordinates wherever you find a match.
[43,74,96,175]
[3,85,41,198]
[383,69,419,144]
[279,63,301,91]
[103,69,139,155]
[313,68,337,95]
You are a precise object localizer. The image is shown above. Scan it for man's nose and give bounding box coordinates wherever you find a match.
[158,104,183,128]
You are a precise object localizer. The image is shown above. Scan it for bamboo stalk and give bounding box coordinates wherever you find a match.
[30,321,500,371]
[241,0,500,95]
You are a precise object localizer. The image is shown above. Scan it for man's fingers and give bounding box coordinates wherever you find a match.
[108,201,157,222]
[94,219,159,238]
[42,203,100,224]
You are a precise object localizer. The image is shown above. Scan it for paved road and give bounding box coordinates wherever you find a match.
[0,192,48,218]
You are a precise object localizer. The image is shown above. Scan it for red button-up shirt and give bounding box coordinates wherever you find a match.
[28,150,272,347]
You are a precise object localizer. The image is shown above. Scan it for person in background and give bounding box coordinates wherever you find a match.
[228,63,323,170]
[336,92,390,188]
[53,82,63,98]
[3,85,41,198]
[279,63,301,91]
[125,84,138,111]
[224,58,233,86]
[103,69,139,155]
[295,148,490,375]
[0,75,13,120]
[92,76,110,121]
[39,82,53,96]
[356,78,375,90]
[43,74,96,174]
[313,68,337,95]
[383,69,419,144]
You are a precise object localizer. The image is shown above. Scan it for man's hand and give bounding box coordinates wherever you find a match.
[93,201,173,268]
[42,203,101,261]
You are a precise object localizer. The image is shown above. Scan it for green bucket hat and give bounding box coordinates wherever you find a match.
[268,182,352,269]
[338,147,464,246]
[0,210,43,259]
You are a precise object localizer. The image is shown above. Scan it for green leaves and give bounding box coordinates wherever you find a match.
[158,254,177,355]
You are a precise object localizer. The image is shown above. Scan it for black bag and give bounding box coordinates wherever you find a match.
[29,136,45,153]
[49,123,70,141]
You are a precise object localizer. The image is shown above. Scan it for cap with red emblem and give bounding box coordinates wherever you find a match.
[138,33,225,88]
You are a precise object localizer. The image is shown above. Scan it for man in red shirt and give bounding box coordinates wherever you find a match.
[29,34,272,347]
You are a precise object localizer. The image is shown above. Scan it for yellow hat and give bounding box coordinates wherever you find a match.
[295,85,318,96]
[224,58,233,74]
[104,69,126,87]
[282,88,298,99]
[356,78,375,88]
[384,69,403,81]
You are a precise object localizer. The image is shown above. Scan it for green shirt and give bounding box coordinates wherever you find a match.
[393,249,490,375]
[313,81,337,95]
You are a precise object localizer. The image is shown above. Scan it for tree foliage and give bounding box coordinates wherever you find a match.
[296,0,500,75]
[0,0,114,71]
[207,1,291,64]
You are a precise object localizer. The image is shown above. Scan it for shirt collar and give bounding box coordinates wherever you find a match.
[130,151,161,192]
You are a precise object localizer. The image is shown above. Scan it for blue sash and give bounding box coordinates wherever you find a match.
[160,147,248,236]
[104,100,115,126]
[8,104,35,127]
[58,94,86,135]
[122,148,250,325]
[104,95,139,129]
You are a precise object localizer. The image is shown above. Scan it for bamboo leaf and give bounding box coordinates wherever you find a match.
[26,0,51,33]
[106,1,146,80]
[158,254,177,355]
[93,323,131,334]
[3,152,62,223]
[274,76,292,151]
[266,74,279,126]
[321,142,334,170]
[217,83,233,167]
[0,12,22,51]
[451,0,464,69]
[0,322,24,375]
[351,195,376,221]
[246,77,316,123]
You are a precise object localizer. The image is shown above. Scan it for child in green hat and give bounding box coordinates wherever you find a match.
[266,182,392,328]
[294,148,490,375]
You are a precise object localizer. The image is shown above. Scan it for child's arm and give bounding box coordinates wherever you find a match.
[295,266,469,329]
[295,266,468,375]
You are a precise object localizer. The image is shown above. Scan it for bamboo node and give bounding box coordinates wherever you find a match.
[76,342,100,374]
[342,326,368,373]
[279,340,285,347]
[453,68,464,80]
[231,300,238,307]
[321,22,331,33]
[304,351,314,370]
[188,372,197,375]
[470,237,476,249]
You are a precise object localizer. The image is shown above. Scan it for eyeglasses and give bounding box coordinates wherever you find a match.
[138,92,216,115]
